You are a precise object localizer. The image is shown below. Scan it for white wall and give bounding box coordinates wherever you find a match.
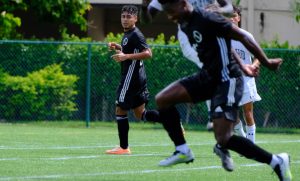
[240,0,300,46]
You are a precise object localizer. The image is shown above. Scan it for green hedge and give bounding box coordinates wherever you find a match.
[0,64,78,120]
[0,41,299,128]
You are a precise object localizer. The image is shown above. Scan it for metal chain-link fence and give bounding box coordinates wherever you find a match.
[0,40,299,129]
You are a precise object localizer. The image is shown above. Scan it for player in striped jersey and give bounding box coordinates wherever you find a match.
[140,0,233,133]
[105,5,152,155]
[155,1,291,180]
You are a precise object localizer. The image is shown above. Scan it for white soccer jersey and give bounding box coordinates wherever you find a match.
[231,29,261,105]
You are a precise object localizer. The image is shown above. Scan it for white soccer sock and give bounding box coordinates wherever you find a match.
[270,154,281,168]
[234,120,246,137]
[176,143,189,154]
[246,124,256,143]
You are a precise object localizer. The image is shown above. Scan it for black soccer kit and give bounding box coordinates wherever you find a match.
[179,10,243,121]
[116,27,150,110]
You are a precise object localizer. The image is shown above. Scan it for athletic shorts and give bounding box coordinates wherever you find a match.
[179,70,243,122]
[239,79,261,106]
[116,87,149,110]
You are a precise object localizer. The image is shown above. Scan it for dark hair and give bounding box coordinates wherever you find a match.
[121,5,138,15]
[233,5,241,16]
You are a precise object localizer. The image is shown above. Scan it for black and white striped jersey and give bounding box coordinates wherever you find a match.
[180,10,242,82]
[119,27,149,97]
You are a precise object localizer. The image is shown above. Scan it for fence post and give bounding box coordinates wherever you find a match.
[85,44,92,128]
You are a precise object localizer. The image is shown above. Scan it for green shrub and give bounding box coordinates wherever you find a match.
[0,64,78,121]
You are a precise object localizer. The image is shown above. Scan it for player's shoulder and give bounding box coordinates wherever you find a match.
[149,0,163,11]
[239,28,254,39]
[133,27,145,38]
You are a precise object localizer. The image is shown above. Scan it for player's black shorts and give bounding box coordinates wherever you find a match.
[179,69,243,122]
[116,87,149,110]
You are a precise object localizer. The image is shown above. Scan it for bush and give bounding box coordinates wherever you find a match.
[0,64,78,121]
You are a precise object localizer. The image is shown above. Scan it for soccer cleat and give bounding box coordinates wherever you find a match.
[158,150,194,166]
[273,153,292,181]
[213,144,234,171]
[105,146,131,155]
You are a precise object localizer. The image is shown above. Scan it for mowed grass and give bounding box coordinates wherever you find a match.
[0,121,299,181]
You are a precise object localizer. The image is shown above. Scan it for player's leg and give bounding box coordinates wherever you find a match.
[242,102,256,143]
[212,115,235,171]
[213,106,292,180]
[224,131,292,180]
[133,103,146,120]
[206,100,214,131]
[156,80,194,166]
[233,118,246,137]
[106,106,131,154]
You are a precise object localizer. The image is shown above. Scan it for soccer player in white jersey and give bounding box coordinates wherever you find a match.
[230,5,261,143]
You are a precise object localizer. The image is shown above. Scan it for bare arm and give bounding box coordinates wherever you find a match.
[231,48,259,77]
[111,48,152,62]
[229,25,282,70]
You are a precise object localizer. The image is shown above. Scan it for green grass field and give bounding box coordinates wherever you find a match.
[0,121,299,181]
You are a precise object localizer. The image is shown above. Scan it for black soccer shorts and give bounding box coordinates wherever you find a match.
[116,88,149,110]
[179,70,243,122]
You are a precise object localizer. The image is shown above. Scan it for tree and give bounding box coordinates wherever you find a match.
[0,0,91,39]
[0,0,26,39]
[291,0,300,22]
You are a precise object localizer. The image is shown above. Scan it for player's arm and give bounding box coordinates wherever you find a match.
[252,58,260,67]
[139,0,161,24]
[228,24,282,71]
[231,48,259,77]
[217,0,233,14]
[205,0,233,16]
[111,48,152,62]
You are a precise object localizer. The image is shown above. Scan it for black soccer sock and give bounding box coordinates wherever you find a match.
[142,110,162,123]
[225,135,272,164]
[116,115,129,149]
[159,106,186,146]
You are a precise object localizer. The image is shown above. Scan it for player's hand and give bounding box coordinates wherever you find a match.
[108,42,118,51]
[242,64,260,77]
[111,50,127,62]
[267,58,283,71]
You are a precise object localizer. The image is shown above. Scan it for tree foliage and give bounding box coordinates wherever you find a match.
[0,0,26,39]
[0,0,90,39]
[291,0,300,23]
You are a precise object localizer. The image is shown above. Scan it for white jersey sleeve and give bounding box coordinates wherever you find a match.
[149,0,163,11]
[178,26,203,68]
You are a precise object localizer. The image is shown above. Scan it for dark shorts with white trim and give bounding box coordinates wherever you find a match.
[179,70,243,122]
[116,86,149,111]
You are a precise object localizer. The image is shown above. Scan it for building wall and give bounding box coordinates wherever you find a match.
[240,0,300,46]
[87,1,300,46]
[87,5,177,42]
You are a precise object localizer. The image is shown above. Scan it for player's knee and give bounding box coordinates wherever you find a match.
[215,133,231,147]
[133,112,142,120]
[155,93,166,109]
